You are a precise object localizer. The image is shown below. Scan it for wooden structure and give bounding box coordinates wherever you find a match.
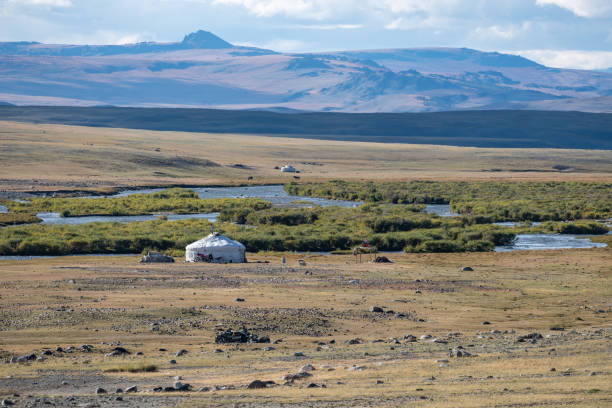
[353,246,378,263]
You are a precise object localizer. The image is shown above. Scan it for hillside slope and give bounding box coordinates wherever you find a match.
[0,31,611,113]
[0,106,610,149]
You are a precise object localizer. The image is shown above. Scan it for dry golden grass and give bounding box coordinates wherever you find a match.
[0,248,609,406]
[1,120,611,192]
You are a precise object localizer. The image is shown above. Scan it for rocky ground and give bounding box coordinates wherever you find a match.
[0,250,610,407]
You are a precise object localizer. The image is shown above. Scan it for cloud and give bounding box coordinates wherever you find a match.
[210,0,466,20]
[473,22,531,40]
[515,49,612,69]
[210,0,353,19]
[236,38,314,52]
[535,0,612,18]
[290,23,363,30]
[8,0,72,6]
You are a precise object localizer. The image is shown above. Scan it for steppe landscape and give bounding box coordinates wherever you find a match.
[0,119,610,407]
[1,2,611,407]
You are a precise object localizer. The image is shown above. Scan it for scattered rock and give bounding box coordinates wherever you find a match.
[517,333,543,343]
[235,298,245,302]
[307,383,320,388]
[175,349,188,356]
[347,365,366,371]
[2,400,15,407]
[283,372,312,382]
[169,359,177,364]
[173,381,191,391]
[263,346,275,351]
[95,387,107,394]
[482,321,491,325]
[550,326,565,331]
[215,328,270,344]
[299,364,315,373]
[125,386,137,393]
[403,335,417,342]
[449,348,472,357]
[294,352,305,357]
[462,266,474,271]
[15,353,37,363]
[198,386,210,392]
[345,338,363,345]
[373,256,393,263]
[369,306,384,313]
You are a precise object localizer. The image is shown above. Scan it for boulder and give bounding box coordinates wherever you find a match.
[369,306,384,313]
[139,252,174,263]
[247,380,276,389]
[106,347,130,357]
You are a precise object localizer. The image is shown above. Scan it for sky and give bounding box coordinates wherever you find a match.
[1,0,611,70]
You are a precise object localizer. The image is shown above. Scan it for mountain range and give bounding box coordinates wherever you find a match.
[0,30,611,113]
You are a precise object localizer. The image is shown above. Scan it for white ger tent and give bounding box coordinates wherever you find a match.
[185,233,246,263]
[281,165,296,173]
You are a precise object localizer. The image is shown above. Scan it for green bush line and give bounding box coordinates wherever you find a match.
[0,200,606,256]
[0,183,608,256]
[7,188,271,217]
[285,181,612,221]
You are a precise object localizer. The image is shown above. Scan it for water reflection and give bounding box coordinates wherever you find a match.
[495,234,606,252]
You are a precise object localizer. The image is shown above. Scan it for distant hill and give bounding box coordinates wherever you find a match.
[0,30,234,57]
[0,30,610,113]
[0,106,610,149]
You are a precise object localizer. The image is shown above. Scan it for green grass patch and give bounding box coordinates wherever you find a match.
[286,180,612,222]
[104,362,158,373]
[7,188,270,217]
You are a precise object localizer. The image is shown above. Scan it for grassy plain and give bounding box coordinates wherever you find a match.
[1,121,611,193]
[0,250,610,407]
[0,119,610,407]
